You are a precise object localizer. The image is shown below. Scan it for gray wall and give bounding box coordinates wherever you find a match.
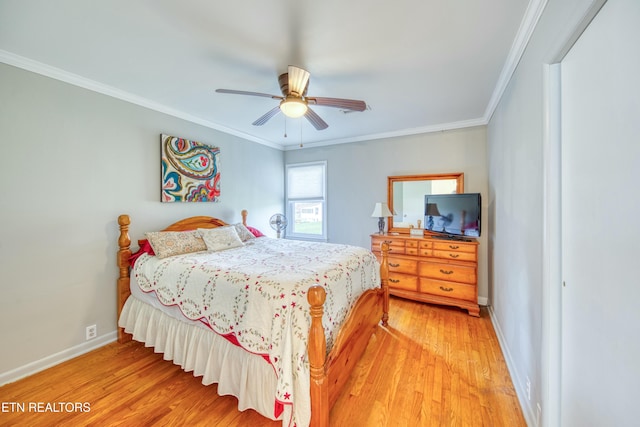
[284,127,489,303]
[0,63,284,381]
[558,0,639,425]
[486,0,627,425]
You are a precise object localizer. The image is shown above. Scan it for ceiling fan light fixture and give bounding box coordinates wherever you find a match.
[280,97,308,118]
[216,65,366,129]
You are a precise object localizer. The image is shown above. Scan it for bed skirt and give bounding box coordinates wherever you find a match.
[118,296,282,422]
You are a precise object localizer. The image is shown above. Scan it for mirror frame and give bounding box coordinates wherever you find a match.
[387,173,464,234]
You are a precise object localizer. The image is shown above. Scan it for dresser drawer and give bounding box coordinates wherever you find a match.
[418,248,432,256]
[418,261,476,284]
[433,241,476,253]
[405,240,419,249]
[388,272,418,292]
[419,278,476,302]
[387,257,418,275]
[404,239,419,255]
[370,236,385,251]
[371,237,405,254]
[432,249,477,262]
[418,240,433,256]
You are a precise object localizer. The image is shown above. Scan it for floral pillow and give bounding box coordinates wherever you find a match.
[198,226,245,252]
[234,223,256,242]
[145,230,207,259]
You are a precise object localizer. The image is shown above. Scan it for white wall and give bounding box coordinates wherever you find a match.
[0,63,284,382]
[284,127,489,303]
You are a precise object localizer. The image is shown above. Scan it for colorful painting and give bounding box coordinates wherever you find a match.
[161,134,220,202]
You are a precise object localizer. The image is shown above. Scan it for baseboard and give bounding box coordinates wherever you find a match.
[478,296,488,306]
[487,305,537,427]
[0,331,117,387]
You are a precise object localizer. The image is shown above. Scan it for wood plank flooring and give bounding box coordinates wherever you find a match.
[0,297,525,426]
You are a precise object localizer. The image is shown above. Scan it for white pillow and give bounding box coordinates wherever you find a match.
[198,226,244,252]
[234,223,256,242]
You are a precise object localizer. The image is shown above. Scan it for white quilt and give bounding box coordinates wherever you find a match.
[132,237,380,427]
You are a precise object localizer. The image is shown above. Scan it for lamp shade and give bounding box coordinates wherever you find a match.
[371,202,393,218]
[426,203,441,216]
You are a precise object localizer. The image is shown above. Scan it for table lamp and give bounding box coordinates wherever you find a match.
[371,202,393,234]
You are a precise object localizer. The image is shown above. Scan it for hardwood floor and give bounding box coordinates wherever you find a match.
[0,297,525,426]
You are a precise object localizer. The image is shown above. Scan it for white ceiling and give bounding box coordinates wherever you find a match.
[0,0,538,149]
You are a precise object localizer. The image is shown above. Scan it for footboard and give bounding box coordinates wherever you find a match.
[307,242,390,427]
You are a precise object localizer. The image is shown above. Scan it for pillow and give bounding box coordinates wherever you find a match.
[129,239,155,267]
[198,226,245,252]
[246,225,265,238]
[234,223,255,242]
[145,230,207,259]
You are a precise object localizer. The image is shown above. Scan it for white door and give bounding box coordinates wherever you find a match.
[560,0,640,425]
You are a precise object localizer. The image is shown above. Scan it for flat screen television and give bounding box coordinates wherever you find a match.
[424,193,481,239]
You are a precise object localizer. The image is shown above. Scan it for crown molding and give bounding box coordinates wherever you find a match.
[2,0,545,153]
[284,118,487,150]
[483,0,548,123]
[0,50,282,150]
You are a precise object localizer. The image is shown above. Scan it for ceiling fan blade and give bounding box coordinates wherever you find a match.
[252,106,281,126]
[304,107,329,130]
[307,97,367,111]
[216,89,282,100]
[288,66,310,96]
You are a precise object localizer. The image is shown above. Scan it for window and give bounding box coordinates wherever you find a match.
[285,161,327,240]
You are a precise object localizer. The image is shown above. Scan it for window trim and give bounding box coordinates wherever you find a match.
[285,161,327,241]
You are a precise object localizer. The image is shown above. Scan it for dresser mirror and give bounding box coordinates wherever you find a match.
[387,173,464,234]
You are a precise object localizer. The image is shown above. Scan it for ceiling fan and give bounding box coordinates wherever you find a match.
[215,65,367,130]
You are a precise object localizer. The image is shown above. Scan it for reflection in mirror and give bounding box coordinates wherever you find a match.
[392,180,457,227]
[387,173,464,234]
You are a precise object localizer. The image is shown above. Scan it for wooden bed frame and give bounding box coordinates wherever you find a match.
[116,210,390,427]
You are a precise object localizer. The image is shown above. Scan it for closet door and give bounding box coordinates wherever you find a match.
[560,0,640,425]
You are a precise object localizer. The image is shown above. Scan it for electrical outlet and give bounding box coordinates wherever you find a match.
[86,324,97,340]
[526,377,531,401]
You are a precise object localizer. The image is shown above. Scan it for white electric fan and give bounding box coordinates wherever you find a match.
[269,213,288,238]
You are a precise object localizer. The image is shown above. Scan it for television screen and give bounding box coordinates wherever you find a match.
[424,193,481,238]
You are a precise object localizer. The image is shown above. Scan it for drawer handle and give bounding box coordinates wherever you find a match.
[389,278,400,283]
[389,262,400,267]
[440,286,454,292]
[449,245,459,249]
[449,254,459,258]
[439,269,454,275]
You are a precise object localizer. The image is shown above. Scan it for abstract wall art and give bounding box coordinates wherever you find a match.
[161,134,221,202]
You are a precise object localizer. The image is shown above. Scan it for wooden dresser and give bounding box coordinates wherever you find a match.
[371,233,479,316]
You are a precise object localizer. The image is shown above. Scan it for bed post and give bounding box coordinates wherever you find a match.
[380,241,390,327]
[117,214,132,344]
[308,285,329,427]
[241,209,248,226]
